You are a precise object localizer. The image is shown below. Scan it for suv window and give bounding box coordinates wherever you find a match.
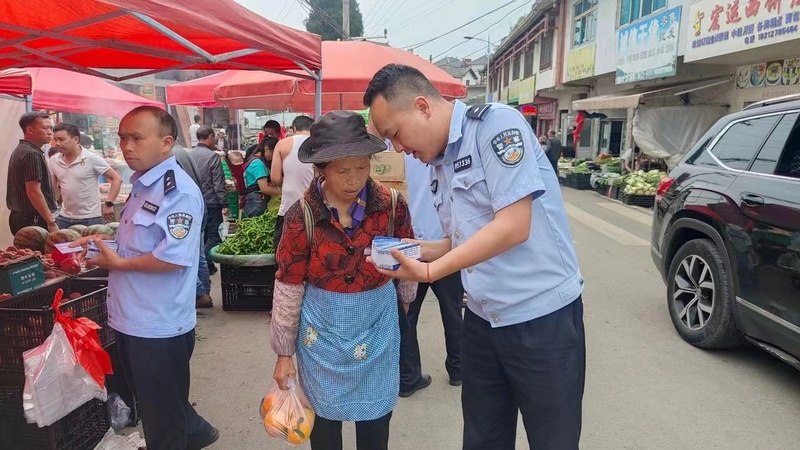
[750,113,799,175]
[711,115,779,170]
[775,114,800,179]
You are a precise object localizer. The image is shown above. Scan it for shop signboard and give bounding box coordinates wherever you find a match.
[616,6,682,84]
[508,79,520,104]
[139,83,156,100]
[536,101,557,120]
[736,56,800,88]
[685,0,800,62]
[566,42,596,82]
[518,76,536,105]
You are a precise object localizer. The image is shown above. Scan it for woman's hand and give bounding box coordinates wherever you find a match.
[273,355,297,390]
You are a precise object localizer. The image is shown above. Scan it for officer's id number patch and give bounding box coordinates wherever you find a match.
[490,129,524,167]
[454,155,472,173]
[167,213,193,240]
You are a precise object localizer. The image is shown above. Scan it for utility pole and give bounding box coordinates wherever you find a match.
[343,0,350,38]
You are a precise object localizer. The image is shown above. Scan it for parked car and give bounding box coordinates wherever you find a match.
[651,95,800,369]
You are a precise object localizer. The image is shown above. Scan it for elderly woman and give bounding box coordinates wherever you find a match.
[271,111,416,450]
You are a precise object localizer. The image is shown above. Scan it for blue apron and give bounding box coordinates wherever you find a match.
[296,281,399,422]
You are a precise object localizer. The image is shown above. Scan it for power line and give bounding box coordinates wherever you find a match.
[384,0,457,32]
[401,0,525,50]
[432,2,528,60]
[276,0,292,23]
[365,0,392,26]
[296,0,350,39]
[368,0,403,32]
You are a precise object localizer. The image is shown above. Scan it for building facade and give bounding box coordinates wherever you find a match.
[489,0,800,164]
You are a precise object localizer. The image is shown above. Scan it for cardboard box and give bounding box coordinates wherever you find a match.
[0,256,45,296]
[371,152,406,182]
[379,181,409,202]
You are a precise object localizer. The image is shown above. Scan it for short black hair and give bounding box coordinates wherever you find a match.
[127,106,178,139]
[53,122,80,139]
[196,125,215,141]
[263,120,281,134]
[292,115,314,132]
[194,114,201,123]
[19,111,49,132]
[363,64,443,108]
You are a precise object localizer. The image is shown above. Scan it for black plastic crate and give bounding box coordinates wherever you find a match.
[574,173,592,190]
[220,264,276,311]
[77,267,109,278]
[0,278,111,373]
[0,372,109,450]
[623,194,655,208]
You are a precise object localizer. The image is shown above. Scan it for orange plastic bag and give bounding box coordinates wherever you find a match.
[260,378,315,445]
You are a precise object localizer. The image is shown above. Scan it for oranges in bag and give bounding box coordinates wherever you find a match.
[260,380,315,445]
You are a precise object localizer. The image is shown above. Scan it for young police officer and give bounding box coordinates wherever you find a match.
[73,106,218,450]
[366,64,585,450]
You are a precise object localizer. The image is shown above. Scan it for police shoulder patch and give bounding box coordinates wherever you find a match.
[490,129,525,167]
[167,212,193,240]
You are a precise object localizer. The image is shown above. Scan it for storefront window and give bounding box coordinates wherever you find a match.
[618,0,666,27]
[573,0,598,47]
[523,43,535,79]
[540,31,554,70]
[513,53,521,80]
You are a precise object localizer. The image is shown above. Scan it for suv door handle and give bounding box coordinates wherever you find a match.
[741,193,764,207]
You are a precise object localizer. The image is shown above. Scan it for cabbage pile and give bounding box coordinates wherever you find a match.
[622,170,668,196]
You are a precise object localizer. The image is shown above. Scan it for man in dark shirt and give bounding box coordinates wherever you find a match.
[545,129,563,173]
[7,111,58,234]
[190,126,228,277]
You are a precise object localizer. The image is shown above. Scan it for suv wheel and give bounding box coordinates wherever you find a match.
[666,239,744,349]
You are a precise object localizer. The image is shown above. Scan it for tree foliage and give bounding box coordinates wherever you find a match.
[304,0,364,41]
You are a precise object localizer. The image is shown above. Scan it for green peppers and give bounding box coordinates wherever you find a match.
[217,209,279,255]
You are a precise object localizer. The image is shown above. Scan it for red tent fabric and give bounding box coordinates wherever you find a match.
[214,41,467,112]
[0,68,163,117]
[165,71,247,107]
[0,0,322,74]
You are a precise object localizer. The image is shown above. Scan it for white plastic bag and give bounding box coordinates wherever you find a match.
[22,322,107,427]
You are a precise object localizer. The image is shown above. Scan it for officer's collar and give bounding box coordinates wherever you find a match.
[132,156,178,187]
[431,100,467,166]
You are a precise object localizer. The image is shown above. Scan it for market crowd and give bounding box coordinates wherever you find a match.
[6,64,587,450]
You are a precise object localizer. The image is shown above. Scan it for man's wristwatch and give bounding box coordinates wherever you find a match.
[104,201,115,208]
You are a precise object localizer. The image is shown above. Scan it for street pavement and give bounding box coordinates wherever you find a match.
[177,188,800,450]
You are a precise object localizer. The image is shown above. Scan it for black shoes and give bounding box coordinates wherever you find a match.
[399,374,432,398]
[187,427,220,450]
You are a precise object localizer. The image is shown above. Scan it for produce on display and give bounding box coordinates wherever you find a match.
[13,226,49,252]
[45,229,82,255]
[622,170,669,196]
[69,224,87,235]
[216,207,279,256]
[82,224,115,238]
[60,258,82,275]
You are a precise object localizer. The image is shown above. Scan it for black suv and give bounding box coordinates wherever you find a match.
[651,96,800,368]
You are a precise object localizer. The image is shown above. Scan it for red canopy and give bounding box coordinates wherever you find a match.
[214,41,467,112]
[0,0,322,77]
[165,71,246,107]
[0,68,163,117]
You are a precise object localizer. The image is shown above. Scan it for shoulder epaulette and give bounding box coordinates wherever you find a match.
[164,169,177,195]
[465,104,492,120]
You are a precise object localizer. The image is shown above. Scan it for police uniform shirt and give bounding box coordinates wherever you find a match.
[108,156,204,338]
[429,100,583,328]
[404,151,445,241]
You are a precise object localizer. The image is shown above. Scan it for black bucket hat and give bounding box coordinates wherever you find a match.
[298,111,387,164]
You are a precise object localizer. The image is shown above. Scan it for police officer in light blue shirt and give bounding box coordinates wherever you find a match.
[72,106,218,450]
[365,65,585,450]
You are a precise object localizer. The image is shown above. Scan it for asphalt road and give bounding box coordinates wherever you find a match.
[177,187,800,450]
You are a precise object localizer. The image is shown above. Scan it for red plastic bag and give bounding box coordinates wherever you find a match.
[51,288,113,389]
[259,378,315,445]
[22,288,113,427]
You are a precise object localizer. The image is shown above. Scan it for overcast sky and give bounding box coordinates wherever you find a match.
[235,0,533,62]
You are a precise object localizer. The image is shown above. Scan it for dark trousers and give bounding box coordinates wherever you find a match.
[462,298,585,450]
[310,411,392,450]
[9,211,47,235]
[203,205,224,273]
[273,214,285,250]
[114,329,214,450]
[400,271,464,388]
